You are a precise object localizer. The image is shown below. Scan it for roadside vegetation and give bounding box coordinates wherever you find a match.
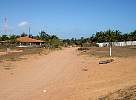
[1,29,136,59]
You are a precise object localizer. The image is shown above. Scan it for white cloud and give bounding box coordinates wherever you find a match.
[18,21,29,27]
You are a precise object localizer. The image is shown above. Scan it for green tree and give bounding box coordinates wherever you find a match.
[9,34,17,43]
[129,30,136,41]
[1,35,9,41]
[21,32,28,37]
[38,31,50,41]
[50,35,60,48]
[95,31,105,42]
[114,30,122,41]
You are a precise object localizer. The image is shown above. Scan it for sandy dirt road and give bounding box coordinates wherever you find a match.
[0,47,136,100]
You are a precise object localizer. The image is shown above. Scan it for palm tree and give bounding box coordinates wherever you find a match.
[122,33,129,41]
[95,31,105,42]
[115,30,122,41]
[129,30,136,41]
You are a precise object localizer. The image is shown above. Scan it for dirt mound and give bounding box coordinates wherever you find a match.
[98,85,136,100]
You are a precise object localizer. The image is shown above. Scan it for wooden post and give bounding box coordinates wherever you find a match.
[110,45,112,57]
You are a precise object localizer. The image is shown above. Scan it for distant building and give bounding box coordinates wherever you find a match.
[96,41,136,47]
[16,37,47,47]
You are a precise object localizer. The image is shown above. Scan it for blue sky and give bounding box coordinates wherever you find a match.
[0,0,136,39]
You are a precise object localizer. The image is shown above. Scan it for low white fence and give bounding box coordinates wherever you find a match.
[96,41,136,47]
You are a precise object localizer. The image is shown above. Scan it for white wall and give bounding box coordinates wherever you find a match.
[97,41,136,47]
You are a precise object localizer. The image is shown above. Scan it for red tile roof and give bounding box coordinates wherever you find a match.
[16,37,46,43]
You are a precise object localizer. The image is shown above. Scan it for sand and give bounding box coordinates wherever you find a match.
[0,47,136,100]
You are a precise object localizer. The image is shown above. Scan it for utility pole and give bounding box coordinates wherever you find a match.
[43,25,48,34]
[45,26,48,34]
[3,17,10,53]
[4,17,8,34]
[29,27,31,35]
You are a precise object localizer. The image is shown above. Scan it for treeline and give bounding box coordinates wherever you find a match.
[63,29,136,46]
[0,29,136,47]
